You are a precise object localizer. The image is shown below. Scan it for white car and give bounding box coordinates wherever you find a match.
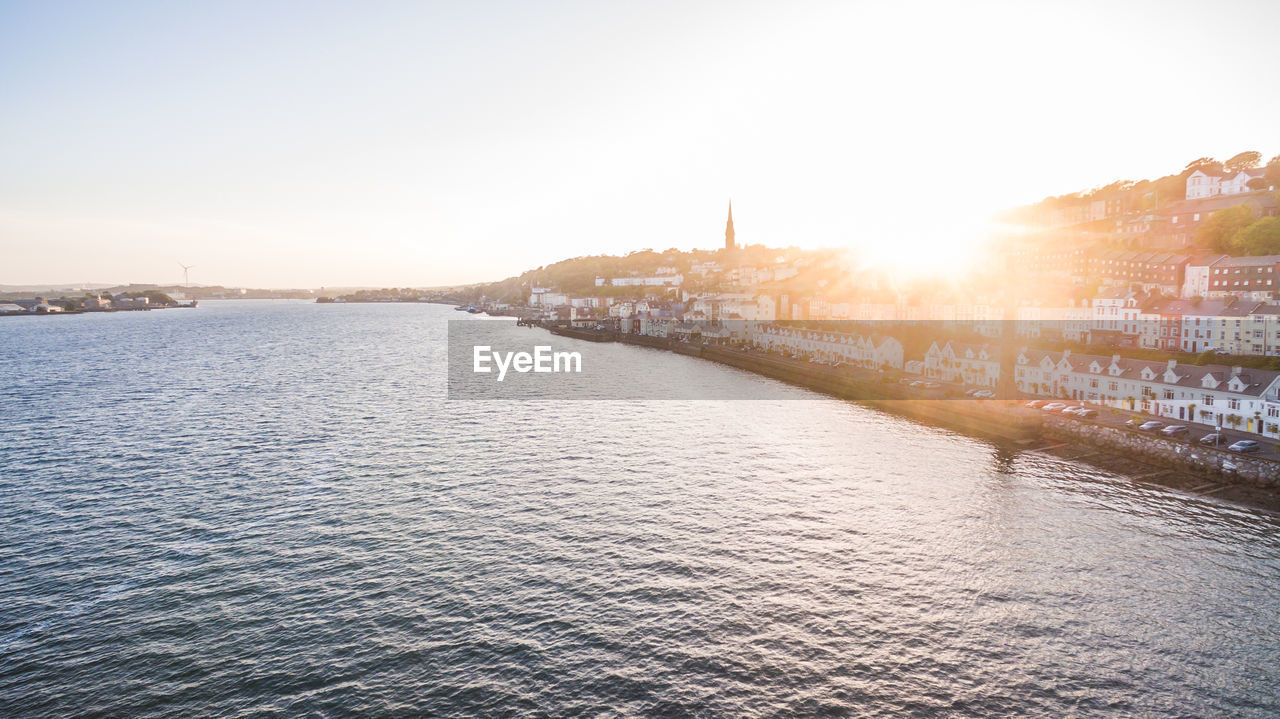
[1041,402,1066,412]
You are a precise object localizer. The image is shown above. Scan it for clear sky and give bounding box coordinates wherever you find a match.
[2,0,1278,288]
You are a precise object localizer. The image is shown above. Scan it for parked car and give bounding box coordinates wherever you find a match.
[922,382,941,389]
[973,389,996,399]
[1138,421,1165,432]
[1228,440,1261,453]
[1124,418,1142,428]
[1061,405,1082,414]
[1041,402,1066,412]
[1024,399,1045,408]
[1160,425,1188,437]
[1199,433,1225,446]
[1075,409,1098,418]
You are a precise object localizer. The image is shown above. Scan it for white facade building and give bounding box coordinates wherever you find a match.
[595,275,683,287]
[1015,349,1280,436]
[923,342,1000,387]
[1186,168,1270,200]
[750,325,904,369]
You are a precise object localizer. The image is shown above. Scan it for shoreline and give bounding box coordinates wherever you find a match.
[0,304,197,318]
[540,323,1280,511]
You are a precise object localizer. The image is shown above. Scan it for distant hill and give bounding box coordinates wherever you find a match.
[0,283,315,301]
[0,283,117,293]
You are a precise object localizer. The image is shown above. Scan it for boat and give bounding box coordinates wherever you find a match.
[453,305,470,311]
[467,307,483,314]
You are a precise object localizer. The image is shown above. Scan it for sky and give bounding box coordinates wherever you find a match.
[1,0,1278,289]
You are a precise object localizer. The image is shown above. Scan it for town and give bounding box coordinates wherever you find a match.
[436,152,1280,447]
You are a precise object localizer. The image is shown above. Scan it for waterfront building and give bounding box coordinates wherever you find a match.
[1014,349,1280,436]
[751,325,903,369]
[923,341,999,387]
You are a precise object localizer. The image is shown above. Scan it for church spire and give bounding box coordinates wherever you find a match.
[725,200,735,250]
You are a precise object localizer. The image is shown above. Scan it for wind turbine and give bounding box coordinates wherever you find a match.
[178,262,195,287]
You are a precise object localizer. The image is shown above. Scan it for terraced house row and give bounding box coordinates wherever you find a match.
[749,325,904,369]
[1015,349,1280,436]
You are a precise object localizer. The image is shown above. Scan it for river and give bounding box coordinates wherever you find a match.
[2,300,1277,717]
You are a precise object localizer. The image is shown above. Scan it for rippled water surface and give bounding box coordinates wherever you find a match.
[2,301,1279,718]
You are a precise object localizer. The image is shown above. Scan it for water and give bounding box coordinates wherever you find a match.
[2,300,1278,718]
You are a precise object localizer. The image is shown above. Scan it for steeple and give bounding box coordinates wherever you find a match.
[725,200,735,251]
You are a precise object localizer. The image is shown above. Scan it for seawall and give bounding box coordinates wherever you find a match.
[540,324,1280,488]
[1043,415,1280,489]
[594,329,1040,442]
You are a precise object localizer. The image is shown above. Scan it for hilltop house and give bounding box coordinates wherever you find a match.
[1186,168,1271,200]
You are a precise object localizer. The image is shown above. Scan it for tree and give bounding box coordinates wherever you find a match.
[1224,150,1262,173]
[1247,177,1271,191]
[1184,156,1223,175]
[1151,173,1186,205]
[1236,217,1280,256]
[1195,204,1255,252]
[1267,155,1280,188]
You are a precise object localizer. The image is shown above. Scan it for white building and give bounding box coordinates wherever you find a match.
[923,341,1000,387]
[751,325,904,369]
[1181,255,1227,298]
[1091,289,1146,343]
[595,274,683,288]
[529,291,569,307]
[1015,349,1280,436]
[1186,168,1270,200]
